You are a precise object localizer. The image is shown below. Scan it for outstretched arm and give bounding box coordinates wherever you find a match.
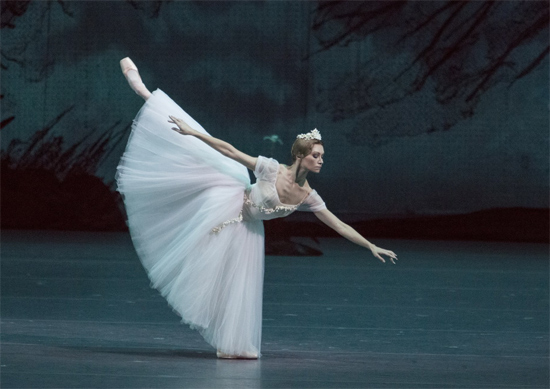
[169,115,257,171]
[314,208,398,264]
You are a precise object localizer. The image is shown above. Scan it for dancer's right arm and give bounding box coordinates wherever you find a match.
[169,115,257,171]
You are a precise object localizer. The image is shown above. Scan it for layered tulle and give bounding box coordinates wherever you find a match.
[116,89,264,356]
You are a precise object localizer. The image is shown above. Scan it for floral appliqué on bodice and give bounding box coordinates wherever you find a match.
[211,156,326,233]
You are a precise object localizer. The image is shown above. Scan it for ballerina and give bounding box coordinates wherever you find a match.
[117,57,397,359]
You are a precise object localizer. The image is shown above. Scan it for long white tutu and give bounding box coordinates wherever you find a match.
[116,89,265,356]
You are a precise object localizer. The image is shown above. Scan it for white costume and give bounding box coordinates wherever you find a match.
[116,89,326,357]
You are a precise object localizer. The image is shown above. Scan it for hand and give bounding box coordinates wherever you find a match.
[168,115,195,136]
[370,245,398,264]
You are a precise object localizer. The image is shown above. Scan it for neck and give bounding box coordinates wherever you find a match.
[288,160,309,186]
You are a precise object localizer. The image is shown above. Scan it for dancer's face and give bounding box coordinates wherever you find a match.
[301,144,324,173]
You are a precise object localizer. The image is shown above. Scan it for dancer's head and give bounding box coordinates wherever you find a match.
[291,129,324,172]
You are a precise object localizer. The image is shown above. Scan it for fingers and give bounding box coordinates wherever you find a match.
[374,249,398,264]
[384,249,398,262]
[168,115,181,124]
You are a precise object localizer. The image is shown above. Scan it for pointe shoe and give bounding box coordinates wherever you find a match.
[216,351,237,359]
[119,57,151,100]
[216,350,258,359]
[120,57,138,74]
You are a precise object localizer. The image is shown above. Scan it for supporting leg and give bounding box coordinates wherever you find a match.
[216,350,258,359]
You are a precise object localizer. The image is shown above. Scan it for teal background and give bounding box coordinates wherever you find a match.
[2,1,548,219]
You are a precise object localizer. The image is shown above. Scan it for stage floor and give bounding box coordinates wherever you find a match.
[1,231,548,388]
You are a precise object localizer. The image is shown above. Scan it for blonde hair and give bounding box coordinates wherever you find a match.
[291,138,324,163]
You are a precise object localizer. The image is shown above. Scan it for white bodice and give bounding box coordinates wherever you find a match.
[211,156,326,233]
[243,156,326,221]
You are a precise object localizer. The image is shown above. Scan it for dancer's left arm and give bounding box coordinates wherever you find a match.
[169,115,257,170]
[314,208,398,264]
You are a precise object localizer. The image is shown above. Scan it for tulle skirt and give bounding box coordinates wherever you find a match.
[116,89,265,356]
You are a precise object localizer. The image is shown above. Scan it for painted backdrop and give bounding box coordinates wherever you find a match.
[2,1,548,228]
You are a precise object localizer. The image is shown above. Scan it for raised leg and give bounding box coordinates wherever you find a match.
[120,57,152,101]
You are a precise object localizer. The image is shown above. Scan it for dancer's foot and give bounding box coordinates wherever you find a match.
[120,57,152,101]
[216,350,258,359]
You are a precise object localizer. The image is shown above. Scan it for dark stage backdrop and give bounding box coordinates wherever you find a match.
[2,1,548,235]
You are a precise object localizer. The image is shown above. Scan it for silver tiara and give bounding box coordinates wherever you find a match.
[296,128,321,141]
